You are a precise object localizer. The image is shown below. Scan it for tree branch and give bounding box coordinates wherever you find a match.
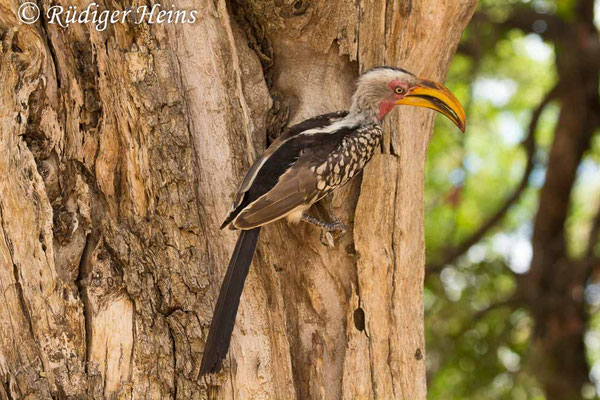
[449,294,522,348]
[427,86,558,275]
[581,199,600,281]
[499,7,569,40]
[456,6,571,63]
[586,201,600,259]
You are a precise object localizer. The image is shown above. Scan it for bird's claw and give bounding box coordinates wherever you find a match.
[320,231,335,247]
[301,213,347,247]
[319,219,347,247]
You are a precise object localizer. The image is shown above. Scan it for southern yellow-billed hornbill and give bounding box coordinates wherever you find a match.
[199,66,466,375]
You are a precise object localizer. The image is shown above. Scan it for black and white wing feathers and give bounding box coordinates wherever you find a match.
[221,111,349,229]
[221,110,383,230]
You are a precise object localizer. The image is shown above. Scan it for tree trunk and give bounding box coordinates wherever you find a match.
[0,0,475,398]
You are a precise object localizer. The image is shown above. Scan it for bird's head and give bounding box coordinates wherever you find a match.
[350,66,466,132]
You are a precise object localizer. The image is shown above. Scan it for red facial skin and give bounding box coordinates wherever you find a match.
[378,79,411,120]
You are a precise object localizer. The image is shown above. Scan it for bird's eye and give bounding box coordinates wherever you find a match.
[395,87,404,95]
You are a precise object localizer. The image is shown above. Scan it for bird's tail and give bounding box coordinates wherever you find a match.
[199,227,261,375]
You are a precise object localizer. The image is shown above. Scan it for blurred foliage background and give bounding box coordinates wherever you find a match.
[424,0,600,399]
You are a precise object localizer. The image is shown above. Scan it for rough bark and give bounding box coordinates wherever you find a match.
[0,0,475,398]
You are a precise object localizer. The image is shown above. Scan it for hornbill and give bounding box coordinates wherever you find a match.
[199,66,466,375]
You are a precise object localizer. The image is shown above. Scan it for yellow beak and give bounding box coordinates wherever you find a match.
[396,78,466,132]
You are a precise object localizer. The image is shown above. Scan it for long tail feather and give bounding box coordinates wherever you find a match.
[199,227,261,375]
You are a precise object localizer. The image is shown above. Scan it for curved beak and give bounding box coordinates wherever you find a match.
[396,78,466,132]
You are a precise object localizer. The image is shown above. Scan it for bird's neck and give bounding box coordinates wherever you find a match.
[348,90,388,124]
[347,104,382,126]
[339,111,379,129]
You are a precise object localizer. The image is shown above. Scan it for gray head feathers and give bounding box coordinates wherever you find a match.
[349,66,418,121]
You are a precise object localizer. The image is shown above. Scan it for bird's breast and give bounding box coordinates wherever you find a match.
[312,125,383,194]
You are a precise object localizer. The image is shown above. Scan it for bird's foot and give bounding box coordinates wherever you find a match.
[302,214,347,232]
[302,214,347,247]
[320,231,335,247]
